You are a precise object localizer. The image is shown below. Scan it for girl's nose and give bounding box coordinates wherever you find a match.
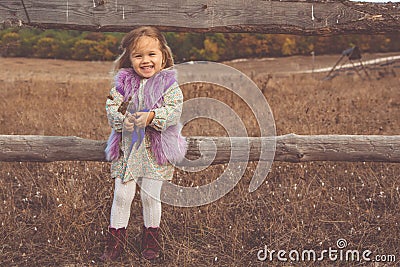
[142,55,150,63]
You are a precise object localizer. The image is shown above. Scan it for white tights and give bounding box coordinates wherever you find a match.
[110,178,163,229]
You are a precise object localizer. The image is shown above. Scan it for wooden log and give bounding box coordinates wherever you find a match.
[0,134,399,164]
[1,0,399,34]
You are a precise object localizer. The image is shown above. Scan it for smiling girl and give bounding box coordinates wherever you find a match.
[100,26,187,262]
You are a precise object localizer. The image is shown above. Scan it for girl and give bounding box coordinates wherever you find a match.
[100,26,187,262]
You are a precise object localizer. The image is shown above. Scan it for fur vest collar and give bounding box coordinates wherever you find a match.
[105,68,187,165]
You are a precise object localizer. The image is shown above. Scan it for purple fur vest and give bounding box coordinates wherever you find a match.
[105,68,187,165]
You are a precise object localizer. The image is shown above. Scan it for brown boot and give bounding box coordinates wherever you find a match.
[99,226,127,262]
[141,226,161,260]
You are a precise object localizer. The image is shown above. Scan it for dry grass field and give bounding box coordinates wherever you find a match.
[0,54,399,266]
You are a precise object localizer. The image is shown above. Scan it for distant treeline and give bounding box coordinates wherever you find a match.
[1,28,399,62]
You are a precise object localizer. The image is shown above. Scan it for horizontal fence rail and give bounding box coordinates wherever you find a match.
[0,134,399,164]
[1,1,399,34]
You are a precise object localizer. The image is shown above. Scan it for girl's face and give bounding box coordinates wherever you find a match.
[130,36,164,78]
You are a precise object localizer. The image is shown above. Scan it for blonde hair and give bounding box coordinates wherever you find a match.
[113,26,174,73]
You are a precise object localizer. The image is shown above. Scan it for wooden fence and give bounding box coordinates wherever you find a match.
[1,0,400,34]
[0,0,399,164]
[0,135,399,164]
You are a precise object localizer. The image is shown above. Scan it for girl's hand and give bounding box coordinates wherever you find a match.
[132,111,155,128]
[123,115,135,131]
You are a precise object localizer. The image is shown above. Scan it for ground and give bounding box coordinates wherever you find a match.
[0,54,399,266]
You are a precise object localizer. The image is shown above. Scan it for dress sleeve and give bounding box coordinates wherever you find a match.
[149,81,183,132]
[106,87,126,132]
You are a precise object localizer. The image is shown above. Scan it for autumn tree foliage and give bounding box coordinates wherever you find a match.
[0,28,399,61]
